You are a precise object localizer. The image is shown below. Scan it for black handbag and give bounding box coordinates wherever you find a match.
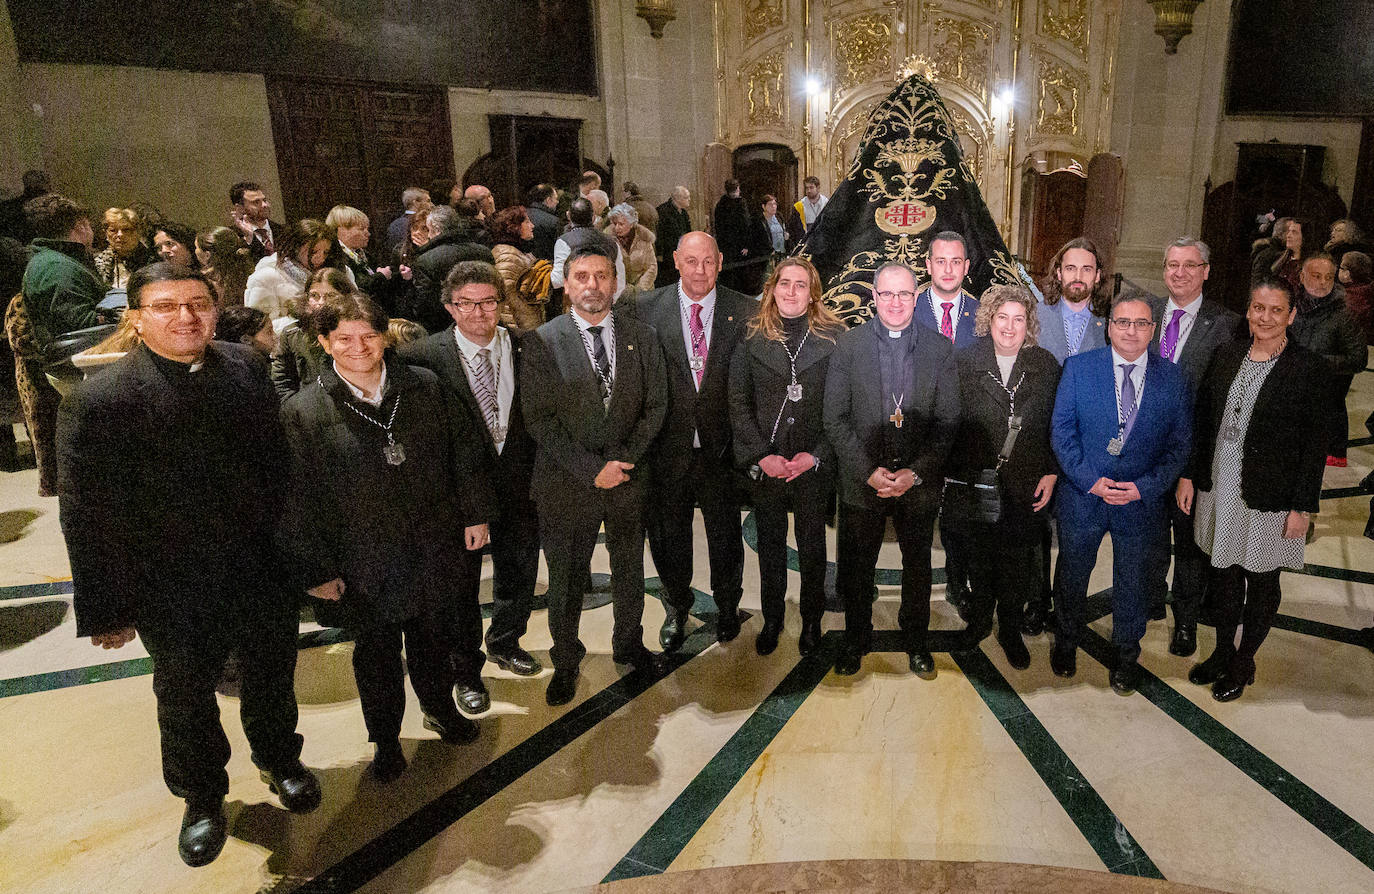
[941,415,1022,529]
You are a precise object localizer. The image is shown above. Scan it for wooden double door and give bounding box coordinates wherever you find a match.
[266,77,454,251]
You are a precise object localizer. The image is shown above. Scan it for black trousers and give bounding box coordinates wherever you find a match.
[1148,499,1209,625]
[460,493,540,657]
[538,481,648,670]
[446,548,489,685]
[942,523,972,598]
[1329,373,1355,458]
[752,472,830,628]
[1208,564,1283,678]
[966,533,1035,639]
[139,595,303,803]
[647,449,745,617]
[351,612,456,744]
[836,497,937,652]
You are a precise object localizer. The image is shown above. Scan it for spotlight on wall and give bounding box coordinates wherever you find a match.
[635,0,676,39]
[990,88,1014,117]
[805,76,824,97]
[1146,0,1204,55]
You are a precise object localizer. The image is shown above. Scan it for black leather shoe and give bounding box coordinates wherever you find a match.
[946,586,972,623]
[1050,643,1077,678]
[545,669,578,706]
[424,710,481,745]
[1168,623,1197,658]
[489,648,542,676]
[1110,661,1140,695]
[369,741,407,782]
[260,763,321,813]
[998,632,1031,670]
[908,649,935,675]
[1188,652,1230,686]
[1211,670,1254,702]
[755,621,781,656]
[834,645,862,676]
[716,611,741,644]
[455,678,491,715]
[178,799,227,867]
[1021,602,1048,636]
[613,645,662,673]
[659,607,689,652]
[798,621,822,656]
[1149,602,1167,621]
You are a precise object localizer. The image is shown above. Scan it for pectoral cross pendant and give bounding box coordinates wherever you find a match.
[889,406,904,428]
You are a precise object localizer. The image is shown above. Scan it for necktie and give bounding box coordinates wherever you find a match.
[471,348,500,438]
[255,227,273,254]
[587,325,611,402]
[1119,363,1139,441]
[1160,308,1186,362]
[689,303,708,387]
[940,301,955,341]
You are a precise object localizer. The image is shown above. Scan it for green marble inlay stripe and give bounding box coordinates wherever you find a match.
[0,579,74,602]
[740,511,946,587]
[1292,563,1374,586]
[295,621,724,894]
[1077,626,1374,874]
[952,647,1165,879]
[603,634,838,881]
[1320,485,1369,500]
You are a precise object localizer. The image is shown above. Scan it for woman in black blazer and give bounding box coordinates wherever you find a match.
[946,285,1061,669]
[1177,276,1328,701]
[279,293,488,781]
[728,257,845,657]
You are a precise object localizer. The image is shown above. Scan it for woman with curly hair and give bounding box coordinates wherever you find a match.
[195,226,255,307]
[488,205,548,332]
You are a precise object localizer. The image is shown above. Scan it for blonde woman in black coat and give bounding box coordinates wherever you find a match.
[728,257,845,656]
[945,285,1061,668]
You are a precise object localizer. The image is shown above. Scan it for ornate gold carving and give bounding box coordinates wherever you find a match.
[897,53,938,83]
[930,16,992,101]
[1035,60,1083,136]
[744,52,786,129]
[831,13,893,93]
[948,107,988,185]
[1039,0,1089,56]
[743,0,784,43]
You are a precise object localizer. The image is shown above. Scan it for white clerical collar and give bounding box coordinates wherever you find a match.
[335,361,387,406]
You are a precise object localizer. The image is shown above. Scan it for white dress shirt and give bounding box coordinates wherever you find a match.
[571,309,617,381]
[454,325,515,453]
[335,361,387,407]
[1110,348,1147,431]
[679,284,717,446]
[801,194,828,228]
[928,291,963,336]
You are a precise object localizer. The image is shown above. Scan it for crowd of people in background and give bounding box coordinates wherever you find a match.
[2,164,1374,868]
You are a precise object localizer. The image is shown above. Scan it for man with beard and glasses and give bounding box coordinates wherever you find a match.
[521,245,668,706]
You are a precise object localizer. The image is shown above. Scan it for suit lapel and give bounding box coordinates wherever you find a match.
[1179,302,1218,367]
[701,295,739,389]
[653,291,691,379]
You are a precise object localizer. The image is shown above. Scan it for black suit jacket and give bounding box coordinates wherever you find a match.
[398,325,532,518]
[412,232,497,333]
[56,342,288,637]
[948,338,1061,540]
[621,283,758,478]
[824,318,961,513]
[246,218,285,261]
[654,202,692,285]
[1148,294,1242,397]
[728,325,837,470]
[521,311,667,504]
[1187,340,1329,514]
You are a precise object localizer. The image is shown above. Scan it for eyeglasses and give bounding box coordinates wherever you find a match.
[1110,318,1154,331]
[136,298,217,316]
[449,298,500,313]
[873,290,916,303]
[1164,261,1208,273]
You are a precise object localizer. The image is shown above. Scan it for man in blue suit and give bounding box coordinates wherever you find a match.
[1050,293,1193,694]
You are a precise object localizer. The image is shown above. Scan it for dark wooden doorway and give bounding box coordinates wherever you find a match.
[266,76,454,252]
[733,143,799,218]
[464,115,585,211]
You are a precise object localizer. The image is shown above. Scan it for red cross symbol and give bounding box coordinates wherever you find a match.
[884,204,928,228]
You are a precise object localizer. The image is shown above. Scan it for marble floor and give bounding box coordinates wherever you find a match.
[2,367,1374,894]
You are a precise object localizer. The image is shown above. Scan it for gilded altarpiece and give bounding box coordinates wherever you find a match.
[712,0,1120,249]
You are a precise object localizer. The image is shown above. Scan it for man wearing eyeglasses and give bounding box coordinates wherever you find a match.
[824,262,960,677]
[1050,293,1192,694]
[55,263,320,866]
[399,260,538,715]
[1146,238,1241,657]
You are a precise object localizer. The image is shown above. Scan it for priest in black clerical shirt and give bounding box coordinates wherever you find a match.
[56,263,320,868]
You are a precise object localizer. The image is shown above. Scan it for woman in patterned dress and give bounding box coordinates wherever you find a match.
[1176,276,1329,701]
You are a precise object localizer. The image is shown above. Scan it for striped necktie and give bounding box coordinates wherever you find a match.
[471,348,500,437]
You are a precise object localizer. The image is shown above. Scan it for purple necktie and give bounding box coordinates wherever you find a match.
[1160,308,1186,362]
[1120,363,1139,441]
[689,303,707,387]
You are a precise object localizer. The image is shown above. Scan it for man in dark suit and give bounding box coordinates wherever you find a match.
[399,260,543,715]
[1146,237,1241,656]
[824,262,961,676]
[654,186,693,287]
[56,264,320,867]
[412,204,496,334]
[229,180,283,261]
[1051,294,1193,694]
[525,183,562,262]
[912,231,979,620]
[522,245,668,706]
[624,231,758,649]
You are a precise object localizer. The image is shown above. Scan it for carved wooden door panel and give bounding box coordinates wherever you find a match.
[1083,153,1124,281]
[1018,168,1086,282]
[267,77,454,251]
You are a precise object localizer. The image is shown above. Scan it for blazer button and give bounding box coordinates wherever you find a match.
[787,416,795,424]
